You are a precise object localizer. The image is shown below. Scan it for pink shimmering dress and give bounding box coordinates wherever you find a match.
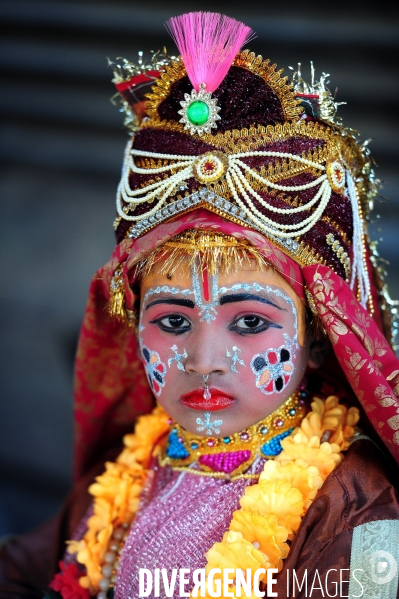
[114,459,263,599]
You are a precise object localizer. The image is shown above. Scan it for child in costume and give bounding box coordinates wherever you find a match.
[1,11,399,599]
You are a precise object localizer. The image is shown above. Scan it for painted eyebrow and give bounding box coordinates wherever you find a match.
[145,298,195,310]
[219,293,286,311]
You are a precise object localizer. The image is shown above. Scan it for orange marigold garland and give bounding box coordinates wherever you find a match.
[200,396,359,598]
[66,406,170,596]
[53,396,359,598]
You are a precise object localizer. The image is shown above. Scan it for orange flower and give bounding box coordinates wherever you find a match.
[205,531,270,581]
[240,480,304,532]
[230,510,289,566]
[67,406,170,594]
[276,432,342,479]
[260,460,323,505]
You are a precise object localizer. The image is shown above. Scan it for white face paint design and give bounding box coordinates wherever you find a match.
[141,278,299,405]
[192,268,219,324]
[196,412,223,435]
[226,346,245,373]
[218,282,299,351]
[250,345,295,394]
[142,284,193,307]
[168,345,188,371]
[141,346,167,396]
[218,282,298,394]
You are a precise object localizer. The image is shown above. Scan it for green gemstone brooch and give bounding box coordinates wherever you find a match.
[178,83,221,136]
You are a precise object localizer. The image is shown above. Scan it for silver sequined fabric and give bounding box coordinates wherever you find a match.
[115,460,263,599]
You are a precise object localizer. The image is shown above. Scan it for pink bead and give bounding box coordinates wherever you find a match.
[199,450,251,473]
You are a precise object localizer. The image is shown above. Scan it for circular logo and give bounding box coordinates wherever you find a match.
[370,550,397,585]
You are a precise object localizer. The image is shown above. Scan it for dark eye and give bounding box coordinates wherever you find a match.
[150,314,191,334]
[229,314,281,335]
[239,315,262,328]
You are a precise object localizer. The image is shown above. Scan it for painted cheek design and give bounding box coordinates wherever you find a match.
[167,345,188,371]
[226,346,245,373]
[141,346,167,396]
[250,346,294,394]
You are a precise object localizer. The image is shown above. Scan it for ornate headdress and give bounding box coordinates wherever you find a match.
[109,12,396,344]
[73,12,399,481]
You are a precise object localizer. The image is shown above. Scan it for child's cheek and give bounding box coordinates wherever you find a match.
[250,345,295,394]
[139,329,187,397]
[140,343,167,396]
[245,329,298,395]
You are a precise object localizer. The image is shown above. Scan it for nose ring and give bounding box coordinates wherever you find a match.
[203,374,211,400]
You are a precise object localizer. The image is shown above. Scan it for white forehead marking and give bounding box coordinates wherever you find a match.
[192,268,219,324]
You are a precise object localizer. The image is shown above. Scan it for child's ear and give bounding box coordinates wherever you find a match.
[307,336,330,369]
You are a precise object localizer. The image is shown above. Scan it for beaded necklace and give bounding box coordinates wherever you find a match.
[159,391,306,479]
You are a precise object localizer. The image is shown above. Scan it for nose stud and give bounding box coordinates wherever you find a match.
[203,374,211,400]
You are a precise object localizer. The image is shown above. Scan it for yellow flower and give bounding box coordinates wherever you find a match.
[239,480,304,532]
[230,510,289,567]
[276,434,342,479]
[260,460,322,505]
[205,531,270,581]
[298,396,359,451]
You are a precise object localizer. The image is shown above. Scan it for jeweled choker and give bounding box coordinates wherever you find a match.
[159,390,307,479]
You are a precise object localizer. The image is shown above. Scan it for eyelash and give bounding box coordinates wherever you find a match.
[228,315,275,336]
[149,314,277,336]
[149,315,191,335]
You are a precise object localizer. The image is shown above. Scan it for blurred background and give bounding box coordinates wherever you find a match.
[1,0,398,536]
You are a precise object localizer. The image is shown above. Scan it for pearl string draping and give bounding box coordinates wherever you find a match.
[116,146,332,239]
[347,172,370,309]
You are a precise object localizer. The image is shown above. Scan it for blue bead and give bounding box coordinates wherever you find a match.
[261,428,294,457]
[223,437,231,444]
[166,430,190,460]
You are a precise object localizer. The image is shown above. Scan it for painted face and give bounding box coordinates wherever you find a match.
[139,256,310,436]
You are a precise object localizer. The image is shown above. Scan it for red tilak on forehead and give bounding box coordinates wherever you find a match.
[201,263,210,302]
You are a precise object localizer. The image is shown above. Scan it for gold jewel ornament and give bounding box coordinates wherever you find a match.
[326,156,346,193]
[193,150,228,183]
[178,83,221,135]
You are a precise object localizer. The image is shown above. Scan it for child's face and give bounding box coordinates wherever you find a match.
[139,256,310,436]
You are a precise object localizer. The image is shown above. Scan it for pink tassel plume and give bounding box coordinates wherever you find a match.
[166,12,255,93]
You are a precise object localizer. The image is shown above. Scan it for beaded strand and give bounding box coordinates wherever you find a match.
[115,148,335,237]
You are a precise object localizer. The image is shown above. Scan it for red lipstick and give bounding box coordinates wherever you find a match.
[181,389,235,411]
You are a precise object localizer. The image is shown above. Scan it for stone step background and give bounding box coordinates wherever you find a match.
[1,0,398,535]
